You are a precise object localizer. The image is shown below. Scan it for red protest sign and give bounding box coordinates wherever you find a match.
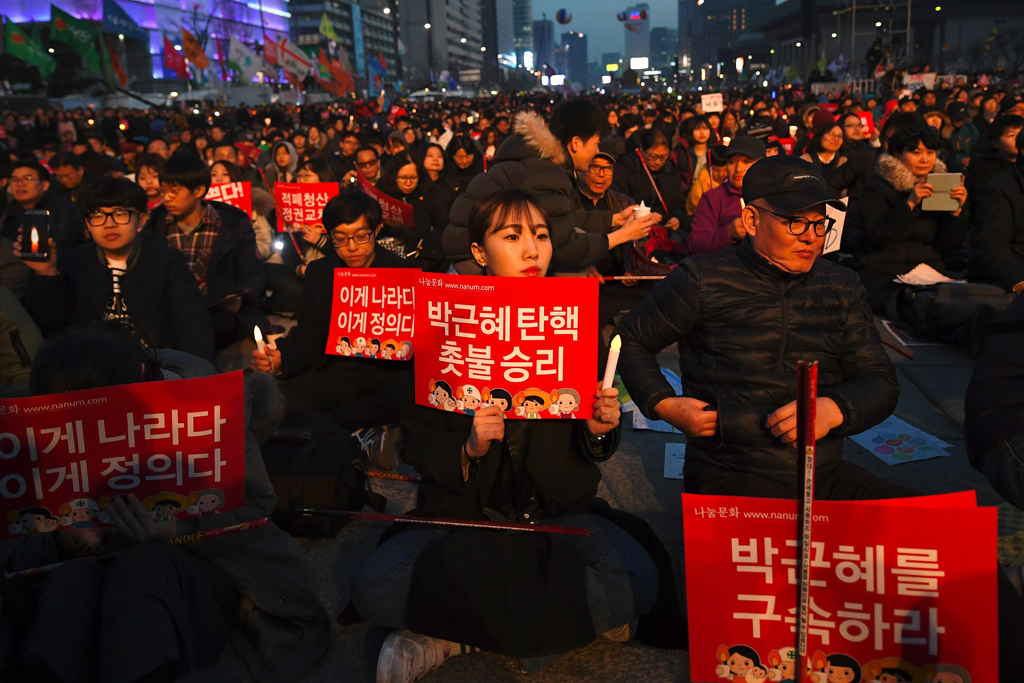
[358,173,415,229]
[414,273,598,419]
[274,182,339,233]
[0,372,246,538]
[206,181,252,215]
[778,138,796,155]
[326,268,416,360]
[682,493,997,683]
[857,111,875,138]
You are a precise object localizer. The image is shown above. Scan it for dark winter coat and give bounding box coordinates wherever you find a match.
[856,154,968,277]
[965,295,1024,458]
[2,190,87,254]
[973,158,1024,291]
[615,238,899,483]
[443,111,614,274]
[26,238,215,363]
[610,151,689,226]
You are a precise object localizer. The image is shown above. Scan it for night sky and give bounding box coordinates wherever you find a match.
[532,0,677,64]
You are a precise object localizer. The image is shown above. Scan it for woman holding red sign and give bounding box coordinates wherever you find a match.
[352,190,676,683]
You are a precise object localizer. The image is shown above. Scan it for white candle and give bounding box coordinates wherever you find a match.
[789,125,798,138]
[254,325,266,355]
[602,335,622,390]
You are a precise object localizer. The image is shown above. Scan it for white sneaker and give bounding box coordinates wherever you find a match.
[376,629,454,683]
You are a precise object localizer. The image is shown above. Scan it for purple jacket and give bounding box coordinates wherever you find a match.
[687,181,743,256]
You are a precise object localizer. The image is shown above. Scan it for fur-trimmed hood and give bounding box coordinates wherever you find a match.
[493,111,567,166]
[874,153,947,193]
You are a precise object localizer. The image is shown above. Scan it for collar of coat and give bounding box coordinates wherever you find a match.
[512,111,567,167]
[874,153,947,193]
[94,230,144,272]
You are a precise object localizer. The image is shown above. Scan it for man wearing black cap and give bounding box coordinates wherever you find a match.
[948,101,980,167]
[616,156,910,500]
[688,136,766,256]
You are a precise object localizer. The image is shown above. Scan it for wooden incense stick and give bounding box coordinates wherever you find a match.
[298,509,590,536]
[795,360,818,681]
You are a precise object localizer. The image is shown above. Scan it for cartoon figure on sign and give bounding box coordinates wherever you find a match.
[549,388,580,418]
[336,336,352,355]
[143,493,191,522]
[766,647,797,681]
[395,341,413,359]
[8,507,60,535]
[382,340,398,359]
[428,380,457,412]
[876,670,913,683]
[715,644,761,682]
[60,498,100,528]
[367,338,381,358]
[747,665,770,682]
[483,387,514,415]
[354,337,367,356]
[922,664,971,683]
[514,389,557,419]
[186,488,225,516]
[863,657,922,683]
[457,385,484,415]
[809,652,862,683]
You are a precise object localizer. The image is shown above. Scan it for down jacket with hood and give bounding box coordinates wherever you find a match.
[856,154,969,277]
[263,140,298,186]
[615,238,899,485]
[442,112,615,274]
[973,152,1024,291]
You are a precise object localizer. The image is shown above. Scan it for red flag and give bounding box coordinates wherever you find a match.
[163,35,188,79]
[105,34,128,88]
[263,33,278,65]
[378,50,387,71]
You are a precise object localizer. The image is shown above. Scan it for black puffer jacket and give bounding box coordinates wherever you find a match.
[610,151,689,228]
[443,112,614,274]
[856,154,969,277]
[615,239,899,481]
[973,158,1024,291]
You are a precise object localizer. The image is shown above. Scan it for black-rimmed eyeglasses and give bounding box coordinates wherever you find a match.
[756,206,835,238]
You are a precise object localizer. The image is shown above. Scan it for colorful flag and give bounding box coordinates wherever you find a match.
[368,55,387,92]
[163,34,188,79]
[227,36,262,82]
[50,5,101,74]
[4,19,56,80]
[278,37,311,80]
[319,13,337,42]
[262,33,278,65]
[181,27,209,70]
[103,0,148,42]
[99,32,128,88]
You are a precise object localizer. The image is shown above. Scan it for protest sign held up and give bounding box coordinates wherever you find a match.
[273,181,339,232]
[0,372,246,538]
[326,268,416,360]
[414,273,598,419]
[358,173,415,229]
[206,181,252,215]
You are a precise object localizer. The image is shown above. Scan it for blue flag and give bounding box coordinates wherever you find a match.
[103,0,149,43]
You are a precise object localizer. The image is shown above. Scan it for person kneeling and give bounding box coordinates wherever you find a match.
[351,190,660,683]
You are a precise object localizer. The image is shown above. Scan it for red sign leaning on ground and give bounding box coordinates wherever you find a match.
[325,268,416,360]
[273,182,339,233]
[0,372,247,539]
[683,492,997,683]
[206,181,252,215]
[357,173,415,229]
[414,273,599,420]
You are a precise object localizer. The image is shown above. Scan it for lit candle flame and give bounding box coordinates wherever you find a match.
[30,228,39,254]
[254,325,266,354]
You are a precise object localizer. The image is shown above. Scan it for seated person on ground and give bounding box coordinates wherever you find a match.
[2,160,87,253]
[617,156,914,500]
[17,177,215,363]
[973,128,1024,295]
[351,190,660,683]
[687,136,766,256]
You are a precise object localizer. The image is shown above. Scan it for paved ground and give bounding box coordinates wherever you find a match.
[237,320,1003,683]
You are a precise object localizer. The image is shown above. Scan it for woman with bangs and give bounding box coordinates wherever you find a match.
[351,189,664,683]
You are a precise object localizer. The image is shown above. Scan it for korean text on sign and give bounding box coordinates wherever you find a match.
[0,372,246,539]
[273,181,339,232]
[326,268,416,360]
[205,182,252,215]
[358,173,415,229]
[414,273,598,420]
[682,492,996,683]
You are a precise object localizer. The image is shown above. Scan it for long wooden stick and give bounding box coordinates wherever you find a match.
[298,509,590,536]
[600,275,668,281]
[795,360,818,682]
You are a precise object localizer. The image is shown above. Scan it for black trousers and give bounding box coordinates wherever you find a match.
[279,360,414,431]
[598,281,655,369]
[856,268,901,315]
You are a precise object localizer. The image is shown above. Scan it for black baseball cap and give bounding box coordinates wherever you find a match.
[725,135,766,161]
[742,156,847,212]
[947,101,969,122]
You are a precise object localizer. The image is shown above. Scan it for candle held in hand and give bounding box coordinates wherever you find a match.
[30,228,39,254]
[601,335,621,390]
[254,325,266,354]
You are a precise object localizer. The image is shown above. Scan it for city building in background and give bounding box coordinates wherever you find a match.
[623,3,651,62]
[512,0,533,67]
[677,0,693,78]
[481,0,517,87]
[650,26,678,69]
[559,31,588,85]
[291,0,400,88]
[399,0,484,89]
[532,17,555,72]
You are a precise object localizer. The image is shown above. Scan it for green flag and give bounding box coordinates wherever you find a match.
[50,5,101,74]
[98,33,116,90]
[319,13,337,42]
[4,19,56,80]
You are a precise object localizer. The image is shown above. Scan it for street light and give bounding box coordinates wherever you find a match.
[383,6,390,13]
[795,42,802,47]
[461,37,466,43]
[875,21,882,27]
[424,22,431,29]
[480,46,486,51]
[831,32,837,38]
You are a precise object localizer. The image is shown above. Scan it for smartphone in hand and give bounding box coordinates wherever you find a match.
[20,210,51,261]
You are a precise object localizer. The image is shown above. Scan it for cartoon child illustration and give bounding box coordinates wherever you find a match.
[428,380,457,411]
[549,388,580,418]
[395,341,413,359]
[353,337,367,356]
[876,670,913,683]
[366,338,381,358]
[863,657,921,683]
[60,498,100,528]
[336,336,352,355]
[483,388,514,414]
[187,488,225,516]
[924,664,971,683]
[7,507,60,535]
[766,647,797,681]
[381,340,397,359]
[809,652,862,683]
[457,385,484,415]
[142,493,191,522]
[747,666,770,682]
[514,389,557,419]
[716,644,762,682]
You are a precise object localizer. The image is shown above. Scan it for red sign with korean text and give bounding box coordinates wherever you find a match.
[682,492,997,683]
[326,268,416,360]
[358,173,414,229]
[778,138,796,155]
[857,111,876,138]
[273,182,339,232]
[0,372,246,539]
[414,273,599,420]
[206,182,252,215]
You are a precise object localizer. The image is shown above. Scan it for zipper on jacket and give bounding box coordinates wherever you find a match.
[777,282,789,374]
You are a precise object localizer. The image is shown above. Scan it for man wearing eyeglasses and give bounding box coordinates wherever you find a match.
[251,194,417,461]
[616,156,912,501]
[342,147,382,189]
[16,177,215,363]
[2,160,86,254]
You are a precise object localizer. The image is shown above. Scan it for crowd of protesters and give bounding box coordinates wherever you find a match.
[0,75,1023,682]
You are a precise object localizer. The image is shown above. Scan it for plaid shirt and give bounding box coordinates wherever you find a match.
[166,203,219,295]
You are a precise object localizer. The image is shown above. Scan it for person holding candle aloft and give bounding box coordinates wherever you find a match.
[2,160,87,255]
[353,189,676,683]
